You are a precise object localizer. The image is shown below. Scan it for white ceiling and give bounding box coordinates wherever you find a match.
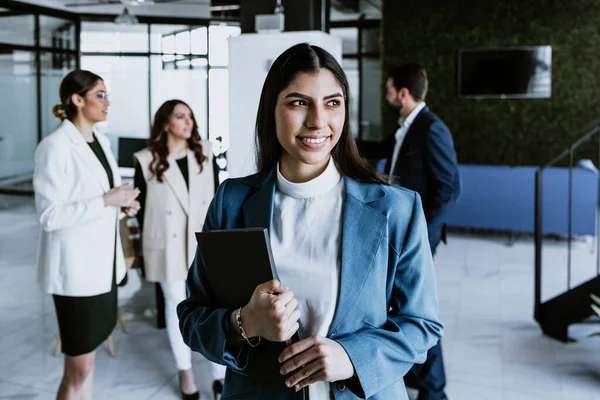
[16,0,214,18]
[14,0,380,21]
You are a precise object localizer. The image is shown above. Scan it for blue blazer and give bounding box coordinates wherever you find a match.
[177,168,443,400]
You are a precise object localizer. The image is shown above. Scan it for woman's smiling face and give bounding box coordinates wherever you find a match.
[274,68,345,182]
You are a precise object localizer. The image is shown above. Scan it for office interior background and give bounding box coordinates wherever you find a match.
[1,0,600,399]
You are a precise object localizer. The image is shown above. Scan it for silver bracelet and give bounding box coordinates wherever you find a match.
[236,307,261,347]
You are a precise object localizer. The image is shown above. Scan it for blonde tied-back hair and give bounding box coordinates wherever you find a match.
[54,70,104,121]
[52,104,68,120]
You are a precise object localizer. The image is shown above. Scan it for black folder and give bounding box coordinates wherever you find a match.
[195,228,280,309]
[195,228,303,389]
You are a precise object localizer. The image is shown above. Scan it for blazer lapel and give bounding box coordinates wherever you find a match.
[399,106,429,156]
[328,178,388,335]
[241,169,276,231]
[63,121,110,192]
[163,155,189,215]
[188,149,215,209]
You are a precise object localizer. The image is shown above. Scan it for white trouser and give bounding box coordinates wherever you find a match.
[160,280,227,378]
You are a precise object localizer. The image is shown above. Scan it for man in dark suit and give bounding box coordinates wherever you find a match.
[358,63,460,400]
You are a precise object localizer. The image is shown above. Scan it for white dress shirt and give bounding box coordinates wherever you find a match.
[388,101,427,175]
[271,157,343,400]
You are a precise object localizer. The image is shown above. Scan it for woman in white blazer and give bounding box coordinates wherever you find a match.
[33,70,140,400]
[133,100,225,400]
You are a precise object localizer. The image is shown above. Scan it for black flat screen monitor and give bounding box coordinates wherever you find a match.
[118,137,148,168]
[458,46,552,99]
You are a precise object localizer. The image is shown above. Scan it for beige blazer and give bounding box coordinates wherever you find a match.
[34,120,126,296]
[134,143,215,282]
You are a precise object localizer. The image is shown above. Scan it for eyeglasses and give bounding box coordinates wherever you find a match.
[94,91,109,102]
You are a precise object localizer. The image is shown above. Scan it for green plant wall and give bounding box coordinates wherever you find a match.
[381,0,600,166]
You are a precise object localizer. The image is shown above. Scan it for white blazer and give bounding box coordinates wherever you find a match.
[134,145,214,282]
[34,120,126,296]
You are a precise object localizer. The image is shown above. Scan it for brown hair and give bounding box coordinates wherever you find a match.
[255,43,387,184]
[148,100,206,182]
[53,70,103,121]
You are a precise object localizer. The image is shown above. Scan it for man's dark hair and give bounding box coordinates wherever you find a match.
[388,63,428,101]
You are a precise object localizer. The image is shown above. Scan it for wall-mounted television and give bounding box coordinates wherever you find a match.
[458,46,552,99]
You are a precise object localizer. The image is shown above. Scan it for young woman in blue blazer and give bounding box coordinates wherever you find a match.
[178,43,443,400]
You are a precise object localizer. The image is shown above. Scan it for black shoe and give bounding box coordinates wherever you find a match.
[212,379,224,400]
[180,390,199,400]
[178,376,199,400]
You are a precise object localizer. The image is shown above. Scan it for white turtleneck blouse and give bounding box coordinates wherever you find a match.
[271,157,344,400]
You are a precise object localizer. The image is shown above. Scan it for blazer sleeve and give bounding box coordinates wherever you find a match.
[33,140,106,232]
[424,121,459,230]
[335,192,443,399]
[177,179,251,371]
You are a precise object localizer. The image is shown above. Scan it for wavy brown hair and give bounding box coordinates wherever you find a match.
[148,100,206,182]
[255,43,387,184]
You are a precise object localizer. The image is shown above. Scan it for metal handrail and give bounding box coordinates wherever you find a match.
[534,123,600,320]
[545,124,600,168]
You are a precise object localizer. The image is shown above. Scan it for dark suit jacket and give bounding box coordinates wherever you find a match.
[358,106,460,252]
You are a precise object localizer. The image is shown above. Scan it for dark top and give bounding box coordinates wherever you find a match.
[176,157,190,189]
[88,135,114,189]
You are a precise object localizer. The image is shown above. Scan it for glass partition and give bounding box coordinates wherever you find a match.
[0,4,78,192]
[0,51,38,187]
[40,16,76,50]
[0,14,34,46]
[150,55,208,138]
[81,56,150,139]
[41,52,77,138]
[82,22,148,53]
[80,20,239,168]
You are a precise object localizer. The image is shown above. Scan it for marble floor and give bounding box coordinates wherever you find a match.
[1,196,600,399]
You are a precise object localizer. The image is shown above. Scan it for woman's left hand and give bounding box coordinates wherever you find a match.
[278,336,355,390]
[121,200,140,217]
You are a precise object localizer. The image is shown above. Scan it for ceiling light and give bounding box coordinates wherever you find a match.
[114,7,138,25]
[125,0,155,6]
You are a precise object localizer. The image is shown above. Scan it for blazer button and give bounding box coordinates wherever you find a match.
[172,233,177,238]
[336,383,346,391]
[167,210,172,215]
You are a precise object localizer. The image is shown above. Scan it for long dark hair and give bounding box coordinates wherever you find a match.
[255,43,386,184]
[148,100,206,183]
[53,69,103,121]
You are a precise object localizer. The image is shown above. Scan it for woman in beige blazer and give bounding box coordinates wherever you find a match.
[34,70,140,400]
[134,100,225,399]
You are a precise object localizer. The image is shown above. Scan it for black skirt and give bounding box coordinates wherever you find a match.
[52,262,117,357]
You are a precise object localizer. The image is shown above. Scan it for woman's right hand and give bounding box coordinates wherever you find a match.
[241,280,300,342]
[103,184,140,207]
